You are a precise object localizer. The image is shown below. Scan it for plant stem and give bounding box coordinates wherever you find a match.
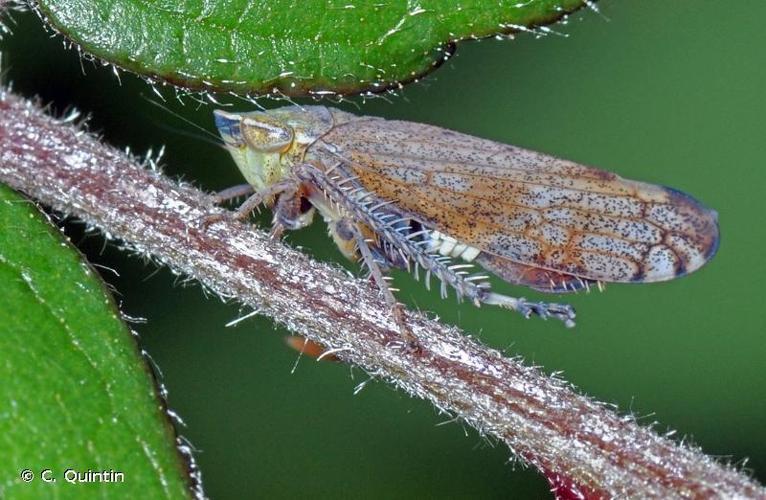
[0,88,763,498]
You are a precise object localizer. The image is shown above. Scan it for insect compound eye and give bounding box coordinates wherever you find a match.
[213,110,246,147]
[241,116,294,153]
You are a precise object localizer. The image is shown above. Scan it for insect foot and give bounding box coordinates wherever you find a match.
[195,211,229,230]
[484,293,576,328]
[389,303,421,352]
[195,202,250,230]
[196,190,259,230]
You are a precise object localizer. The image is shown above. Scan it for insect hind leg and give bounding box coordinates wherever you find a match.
[482,293,576,328]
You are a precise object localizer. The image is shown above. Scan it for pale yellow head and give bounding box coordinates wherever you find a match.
[214,106,336,191]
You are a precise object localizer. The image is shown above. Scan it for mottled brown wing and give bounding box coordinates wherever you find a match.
[313,116,719,284]
[474,254,595,293]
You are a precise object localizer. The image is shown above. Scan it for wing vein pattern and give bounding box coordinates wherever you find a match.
[312,116,719,285]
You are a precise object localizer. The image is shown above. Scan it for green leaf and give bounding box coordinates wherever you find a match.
[0,184,193,499]
[34,0,590,96]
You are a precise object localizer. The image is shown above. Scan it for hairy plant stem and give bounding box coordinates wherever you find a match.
[0,88,763,499]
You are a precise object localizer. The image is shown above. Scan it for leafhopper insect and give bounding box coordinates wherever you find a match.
[213,106,719,331]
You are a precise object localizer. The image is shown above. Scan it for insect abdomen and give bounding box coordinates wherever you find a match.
[426,231,481,262]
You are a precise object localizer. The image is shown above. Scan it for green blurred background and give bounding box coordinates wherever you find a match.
[2,2,764,497]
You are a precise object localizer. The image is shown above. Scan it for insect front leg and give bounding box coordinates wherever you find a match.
[201,179,300,229]
[232,180,300,222]
[211,184,255,204]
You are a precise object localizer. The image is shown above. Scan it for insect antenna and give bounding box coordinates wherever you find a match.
[142,95,225,148]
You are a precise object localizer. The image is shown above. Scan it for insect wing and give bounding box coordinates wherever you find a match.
[475,254,594,293]
[312,117,719,285]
